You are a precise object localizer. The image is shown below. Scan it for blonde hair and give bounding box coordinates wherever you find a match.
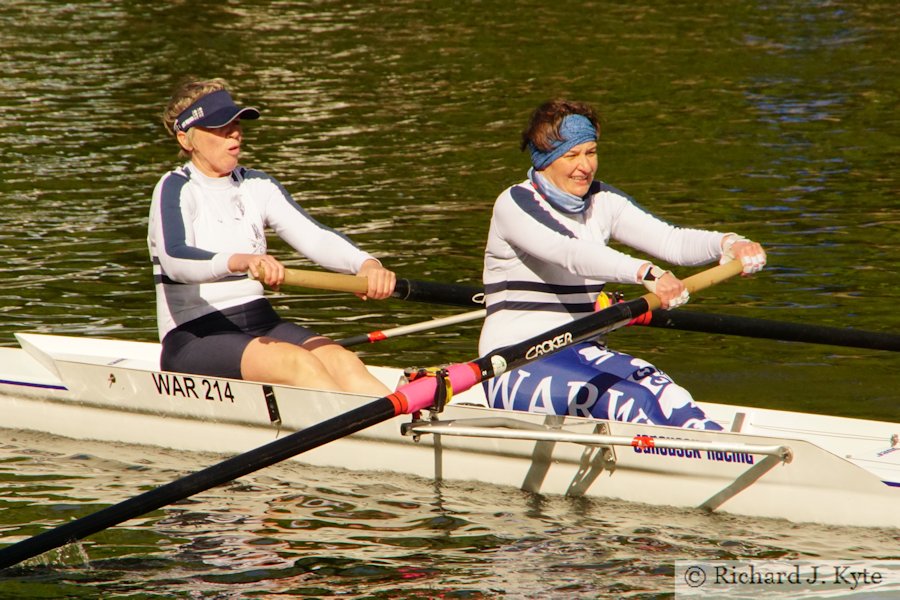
[161,77,229,158]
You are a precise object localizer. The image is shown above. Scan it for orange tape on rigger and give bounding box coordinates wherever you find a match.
[387,392,408,416]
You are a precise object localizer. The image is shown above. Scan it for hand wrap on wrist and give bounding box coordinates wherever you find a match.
[642,265,689,308]
[719,234,766,274]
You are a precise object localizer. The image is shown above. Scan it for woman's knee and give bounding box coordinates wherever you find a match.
[657,383,696,412]
[242,338,328,383]
[310,343,367,372]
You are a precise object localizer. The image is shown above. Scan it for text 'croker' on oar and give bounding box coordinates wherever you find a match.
[0,260,742,571]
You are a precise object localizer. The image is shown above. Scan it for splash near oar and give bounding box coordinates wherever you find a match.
[0,261,740,570]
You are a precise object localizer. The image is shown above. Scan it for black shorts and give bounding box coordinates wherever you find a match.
[161,299,319,379]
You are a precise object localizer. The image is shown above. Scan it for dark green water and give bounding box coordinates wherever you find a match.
[0,0,898,597]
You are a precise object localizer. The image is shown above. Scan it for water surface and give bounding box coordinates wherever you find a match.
[0,0,897,597]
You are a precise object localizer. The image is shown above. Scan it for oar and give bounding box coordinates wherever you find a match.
[640,309,900,352]
[0,260,741,570]
[300,269,900,353]
[278,268,483,307]
[338,308,486,347]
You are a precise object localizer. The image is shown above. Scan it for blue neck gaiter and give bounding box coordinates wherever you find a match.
[528,168,592,214]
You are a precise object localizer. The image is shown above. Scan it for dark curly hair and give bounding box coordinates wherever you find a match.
[520,100,600,153]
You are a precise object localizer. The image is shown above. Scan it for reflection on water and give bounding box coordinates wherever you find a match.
[3,430,898,598]
[0,0,898,596]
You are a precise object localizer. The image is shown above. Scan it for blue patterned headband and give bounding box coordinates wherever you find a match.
[528,114,597,170]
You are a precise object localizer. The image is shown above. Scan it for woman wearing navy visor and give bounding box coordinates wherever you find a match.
[149,78,396,395]
[479,99,766,429]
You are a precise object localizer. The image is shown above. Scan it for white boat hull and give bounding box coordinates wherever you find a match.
[1,333,897,529]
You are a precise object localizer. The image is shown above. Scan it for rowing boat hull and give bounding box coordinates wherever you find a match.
[1,333,897,529]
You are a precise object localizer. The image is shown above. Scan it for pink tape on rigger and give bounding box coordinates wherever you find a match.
[397,377,437,414]
[447,362,480,392]
[401,362,482,414]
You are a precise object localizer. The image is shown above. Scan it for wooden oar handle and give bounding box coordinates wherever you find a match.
[640,260,744,311]
[277,268,368,294]
[684,259,744,293]
[273,261,743,308]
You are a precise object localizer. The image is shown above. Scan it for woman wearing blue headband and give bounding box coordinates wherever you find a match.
[148,78,396,395]
[479,99,767,429]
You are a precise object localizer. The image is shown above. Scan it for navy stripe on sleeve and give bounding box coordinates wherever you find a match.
[485,300,596,316]
[159,174,217,261]
[510,186,576,238]
[153,273,247,285]
[484,280,605,295]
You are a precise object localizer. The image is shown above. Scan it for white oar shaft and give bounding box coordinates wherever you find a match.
[377,309,486,339]
[339,308,487,346]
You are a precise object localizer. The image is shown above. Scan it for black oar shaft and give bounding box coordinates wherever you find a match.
[391,278,900,353]
[476,299,644,379]
[337,333,371,347]
[0,398,398,570]
[393,279,481,307]
[648,310,900,352]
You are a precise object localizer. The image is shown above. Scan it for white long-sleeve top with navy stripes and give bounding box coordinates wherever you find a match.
[479,179,728,354]
[149,163,377,340]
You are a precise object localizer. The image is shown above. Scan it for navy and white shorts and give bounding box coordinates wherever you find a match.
[161,299,319,379]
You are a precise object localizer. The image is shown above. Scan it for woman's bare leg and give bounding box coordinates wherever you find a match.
[306,338,392,396]
[240,337,342,390]
[240,336,391,396]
